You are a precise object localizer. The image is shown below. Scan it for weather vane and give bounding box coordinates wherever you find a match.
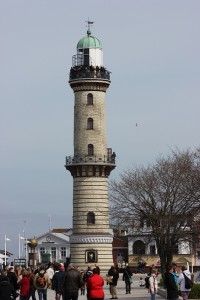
[85,19,94,35]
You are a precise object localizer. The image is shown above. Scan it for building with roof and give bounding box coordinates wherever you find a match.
[27,229,71,265]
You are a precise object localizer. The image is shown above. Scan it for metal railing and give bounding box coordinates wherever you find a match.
[65,154,116,165]
[69,66,111,81]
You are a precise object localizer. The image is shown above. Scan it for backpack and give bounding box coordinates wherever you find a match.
[36,272,46,288]
[183,273,193,289]
[145,276,150,289]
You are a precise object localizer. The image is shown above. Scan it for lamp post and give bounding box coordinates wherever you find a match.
[25,238,31,267]
[4,235,11,265]
[19,234,25,259]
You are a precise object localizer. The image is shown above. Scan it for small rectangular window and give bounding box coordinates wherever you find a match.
[51,247,56,259]
[61,247,66,258]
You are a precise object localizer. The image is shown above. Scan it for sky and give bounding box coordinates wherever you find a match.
[1,0,200,261]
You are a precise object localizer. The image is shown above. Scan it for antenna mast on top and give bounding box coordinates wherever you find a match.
[85,19,94,36]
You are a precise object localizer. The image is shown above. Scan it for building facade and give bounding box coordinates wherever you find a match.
[27,229,71,265]
[65,23,116,272]
[127,221,194,271]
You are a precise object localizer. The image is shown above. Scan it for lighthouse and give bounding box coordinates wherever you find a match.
[65,22,116,272]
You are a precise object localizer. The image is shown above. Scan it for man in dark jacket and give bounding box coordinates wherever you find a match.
[108,266,119,299]
[164,265,179,300]
[0,274,18,300]
[122,265,132,294]
[52,264,65,300]
[7,267,19,299]
[63,263,83,300]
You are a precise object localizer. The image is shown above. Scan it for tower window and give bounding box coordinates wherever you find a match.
[87,93,93,105]
[87,118,93,129]
[87,212,95,224]
[88,144,94,155]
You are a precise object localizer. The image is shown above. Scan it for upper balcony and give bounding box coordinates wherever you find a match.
[69,65,111,81]
[65,154,116,166]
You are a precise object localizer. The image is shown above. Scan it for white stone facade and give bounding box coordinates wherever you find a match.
[28,231,71,264]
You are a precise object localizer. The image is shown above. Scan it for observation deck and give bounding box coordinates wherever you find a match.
[65,154,116,166]
[69,65,111,81]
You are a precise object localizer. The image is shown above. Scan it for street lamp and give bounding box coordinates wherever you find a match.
[25,238,31,267]
[19,234,25,259]
[4,235,11,265]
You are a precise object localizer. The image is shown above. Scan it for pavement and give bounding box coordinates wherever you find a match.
[33,274,166,300]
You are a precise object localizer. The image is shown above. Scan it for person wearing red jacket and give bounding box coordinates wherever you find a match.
[87,268,104,300]
[18,269,30,300]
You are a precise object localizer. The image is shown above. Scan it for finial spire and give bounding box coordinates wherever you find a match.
[85,19,94,36]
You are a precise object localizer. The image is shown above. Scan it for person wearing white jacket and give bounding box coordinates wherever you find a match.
[178,266,191,300]
[149,269,158,300]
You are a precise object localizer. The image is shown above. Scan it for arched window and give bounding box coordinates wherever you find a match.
[133,240,145,255]
[87,212,95,224]
[87,118,93,129]
[87,93,93,105]
[88,144,94,155]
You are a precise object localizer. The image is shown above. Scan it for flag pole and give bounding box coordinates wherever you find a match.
[5,234,6,265]
[19,234,21,259]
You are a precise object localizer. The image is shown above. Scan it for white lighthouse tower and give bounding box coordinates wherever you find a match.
[65,22,116,272]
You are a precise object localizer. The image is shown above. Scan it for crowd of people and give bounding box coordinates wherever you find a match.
[142,264,192,300]
[0,262,106,300]
[0,261,193,300]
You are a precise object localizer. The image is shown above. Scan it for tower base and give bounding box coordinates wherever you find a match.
[70,233,114,276]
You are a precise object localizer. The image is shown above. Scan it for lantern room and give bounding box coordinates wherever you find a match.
[72,27,103,67]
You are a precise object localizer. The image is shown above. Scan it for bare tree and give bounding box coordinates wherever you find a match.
[110,148,200,275]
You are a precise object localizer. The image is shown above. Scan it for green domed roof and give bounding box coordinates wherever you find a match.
[77,30,102,49]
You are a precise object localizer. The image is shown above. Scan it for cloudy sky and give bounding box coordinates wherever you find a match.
[1,0,200,260]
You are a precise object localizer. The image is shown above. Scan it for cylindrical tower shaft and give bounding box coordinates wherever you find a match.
[65,24,116,273]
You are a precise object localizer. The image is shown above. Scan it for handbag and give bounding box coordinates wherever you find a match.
[125,270,132,284]
[183,272,193,289]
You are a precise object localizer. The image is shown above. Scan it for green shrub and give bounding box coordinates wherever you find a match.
[188,283,200,299]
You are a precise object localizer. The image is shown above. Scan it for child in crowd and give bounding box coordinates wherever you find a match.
[139,277,145,287]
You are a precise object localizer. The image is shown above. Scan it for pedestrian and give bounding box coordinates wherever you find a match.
[0,273,19,300]
[148,268,158,300]
[122,265,132,294]
[108,266,119,299]
[139,277,145,287]
[80,270,86,295]
[52,264,65,300]
[164,265,179,300]
[178,266,192,300]
[27,267,36,300]
[172,263,179,286]
[87,267,104,300]
[46,264,54,288]
[85,267,93,299]
[34,265,51,300]
[94,264,100,275]
[63,263,83,300]
[7,266,19,299]
[18,269,30,300]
